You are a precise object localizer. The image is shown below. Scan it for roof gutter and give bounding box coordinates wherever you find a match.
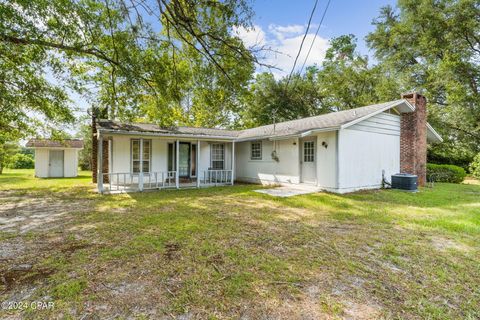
[427,123,444,143]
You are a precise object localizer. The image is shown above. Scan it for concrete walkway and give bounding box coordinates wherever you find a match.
[254,185,320,197]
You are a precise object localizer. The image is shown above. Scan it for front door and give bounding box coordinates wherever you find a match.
[178,143,190,178]
[301,140,316,184]
[49,150,64,177]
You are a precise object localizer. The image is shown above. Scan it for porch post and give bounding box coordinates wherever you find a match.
[231,141,235,185]
[139,138,144,191]
[196,140,201,188]
[97,134,104,193]
[175,140,180,189]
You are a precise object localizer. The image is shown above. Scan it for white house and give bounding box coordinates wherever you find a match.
[93,93,442,194]
[26,139,84,178]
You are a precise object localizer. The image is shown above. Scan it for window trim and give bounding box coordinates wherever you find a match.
[210,143,225,170]
[131,139,152,173]
[250,141,262,160]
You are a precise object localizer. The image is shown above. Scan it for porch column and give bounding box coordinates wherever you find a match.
[231,141,235,185]
[175,140,179,189]
[97,134,104,193]
[196,140,201,188]
[139,137,144,191]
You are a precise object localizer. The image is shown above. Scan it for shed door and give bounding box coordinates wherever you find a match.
[301,140,316,184]
[49,150,64,177]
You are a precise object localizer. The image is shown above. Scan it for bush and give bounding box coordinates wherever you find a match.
[8,153,34,169]
[427,163,466,183]
[470,154,480,179]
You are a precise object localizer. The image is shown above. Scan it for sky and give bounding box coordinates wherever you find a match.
[236,0,396,77]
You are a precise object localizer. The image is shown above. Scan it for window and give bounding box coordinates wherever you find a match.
[211,143,224,170]
[131,139,151,173]
[304,141,314,162]
[251,142,262,160]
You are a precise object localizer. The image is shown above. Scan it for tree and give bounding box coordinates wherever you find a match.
[7,154,34,169]
[241,35,399,127]
[317,34,399,111]
[366,0,480,164]
[0,0,259,143]
[78,122,93,171]
[0,141,19,174]
[239,67,327,128]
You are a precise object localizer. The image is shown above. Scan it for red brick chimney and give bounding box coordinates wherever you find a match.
[400,92,427,186]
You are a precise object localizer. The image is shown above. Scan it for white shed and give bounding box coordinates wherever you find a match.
[26,139,84,178]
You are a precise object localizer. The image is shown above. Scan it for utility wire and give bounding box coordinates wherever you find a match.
[297,0,332,76]
[284,0,319,90]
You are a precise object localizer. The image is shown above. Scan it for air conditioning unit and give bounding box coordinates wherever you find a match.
[391,173,418,191]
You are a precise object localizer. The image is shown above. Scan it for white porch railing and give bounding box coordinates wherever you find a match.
[201,170,233,186]
[101,169,233,192]
[102,171,177,192]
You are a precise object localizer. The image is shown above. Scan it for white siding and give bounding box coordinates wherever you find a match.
[235,138,300,185]
[349,112,400,136]
[337,122,400,193]
[34,149,49,178]
[315,131,337,190]
[63,149,78,177]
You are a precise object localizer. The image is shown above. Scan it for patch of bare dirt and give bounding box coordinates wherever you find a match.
[0,191,92,233]
[430,236,472,252]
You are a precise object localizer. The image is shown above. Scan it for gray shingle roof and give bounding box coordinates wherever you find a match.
[96,99,412,140]
[237,100,404,139]
[26,139,84,148]
[97,120,238,138]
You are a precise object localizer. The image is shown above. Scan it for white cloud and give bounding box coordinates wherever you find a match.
[234,23,329,79]
[233,25,266,48]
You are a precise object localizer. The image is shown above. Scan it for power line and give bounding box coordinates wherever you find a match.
[284,0,319,90]
[297,0,332,76]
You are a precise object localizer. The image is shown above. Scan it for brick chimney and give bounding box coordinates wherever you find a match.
[91,108,109,184]
[400,92,427,186]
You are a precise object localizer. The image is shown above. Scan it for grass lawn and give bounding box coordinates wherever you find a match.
[1,169,479,319]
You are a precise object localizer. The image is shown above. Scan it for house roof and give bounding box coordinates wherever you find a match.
[96,99,443,143]
[26,139,84,149]
[97,120,238,138]
[237,99,408,140]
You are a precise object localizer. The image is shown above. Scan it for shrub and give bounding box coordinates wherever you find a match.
[470,154,480,179]
[8,153,34,169]
[427,163,466,183]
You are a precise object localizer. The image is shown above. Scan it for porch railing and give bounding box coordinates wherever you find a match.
[102,171,177,192]
[202,170,233,186]
[101,169,233,192]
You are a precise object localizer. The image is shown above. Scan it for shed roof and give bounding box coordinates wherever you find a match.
[26,139,84,149]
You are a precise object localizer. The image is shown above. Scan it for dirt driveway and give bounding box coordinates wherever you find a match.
[0,190,94,316]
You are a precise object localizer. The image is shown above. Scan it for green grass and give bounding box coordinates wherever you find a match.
[1,169,479,319]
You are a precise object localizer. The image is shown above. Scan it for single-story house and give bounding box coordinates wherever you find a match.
[93,93,442,194]
[26,139,84,178]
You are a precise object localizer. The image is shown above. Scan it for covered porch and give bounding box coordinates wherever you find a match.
[95,129,236,194]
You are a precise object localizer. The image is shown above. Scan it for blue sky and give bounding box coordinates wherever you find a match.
[236,0,396,77]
